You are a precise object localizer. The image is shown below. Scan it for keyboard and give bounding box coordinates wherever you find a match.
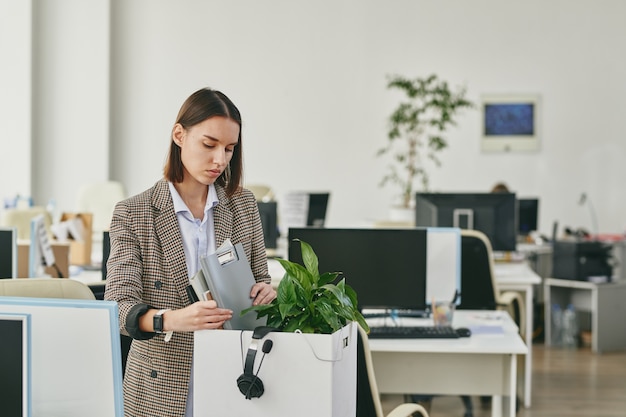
[368,325,460,339]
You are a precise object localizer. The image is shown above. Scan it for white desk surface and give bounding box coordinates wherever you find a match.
[368,310,526,417]
[493,261,541,285]
[367,310,527,355]
[70,267,103,284]
[516,242,553,255]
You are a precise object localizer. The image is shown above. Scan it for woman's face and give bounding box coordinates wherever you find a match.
[173,116,240,186]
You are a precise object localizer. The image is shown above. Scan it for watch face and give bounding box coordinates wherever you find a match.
[153,314,163,333]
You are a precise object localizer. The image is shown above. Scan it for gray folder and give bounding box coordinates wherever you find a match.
[199,242,267,331]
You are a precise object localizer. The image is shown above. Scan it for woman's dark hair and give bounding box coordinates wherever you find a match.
[164,88,243,197]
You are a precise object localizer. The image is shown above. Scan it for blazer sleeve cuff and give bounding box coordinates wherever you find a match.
[126,303,156,340]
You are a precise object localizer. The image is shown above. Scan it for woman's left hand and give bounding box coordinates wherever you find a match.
[250,282,276,306]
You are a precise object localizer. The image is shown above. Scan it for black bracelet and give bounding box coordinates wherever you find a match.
[126,303,156,340]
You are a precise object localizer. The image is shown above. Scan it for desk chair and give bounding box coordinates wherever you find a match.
[357,324,430,417]
[246,184,275,202]
[458,229,525,414]
[0,206,53,240]
[0,277,96,300]
[76,181,126,233]
[458,229,525,335]
[76,181,125,261]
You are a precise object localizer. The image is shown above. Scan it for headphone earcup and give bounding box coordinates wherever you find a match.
[237,326,279,399]
[237,373,264,399]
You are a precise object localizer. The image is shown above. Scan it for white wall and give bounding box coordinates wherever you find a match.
[0,0,31,204]
[31,0,111,215]
[3,0,626,237]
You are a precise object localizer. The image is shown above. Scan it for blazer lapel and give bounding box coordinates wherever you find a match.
[151,180,192,304]
[213,185,233,248]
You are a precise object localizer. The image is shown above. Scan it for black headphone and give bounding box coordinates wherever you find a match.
[237,326,280,399]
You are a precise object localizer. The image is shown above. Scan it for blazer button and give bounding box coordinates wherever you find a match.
[151,370,157,378]
[155,281,162,290]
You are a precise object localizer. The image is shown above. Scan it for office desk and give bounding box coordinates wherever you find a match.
[268,257,538,408]
[368,311,527,417]
[493,261,540,408]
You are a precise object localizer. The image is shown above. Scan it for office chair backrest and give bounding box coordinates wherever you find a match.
[0,207,53,240]
[459,229,526,337]
[0,278,96,300]
[356,324,384,417]
[458,229,498,310]
[356,324,430,417]
[246,184,275,202]
[76,181,126,235]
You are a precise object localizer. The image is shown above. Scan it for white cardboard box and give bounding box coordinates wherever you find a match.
[194,323,357,417]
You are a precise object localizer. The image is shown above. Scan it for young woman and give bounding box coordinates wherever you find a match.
[105,87,276,416]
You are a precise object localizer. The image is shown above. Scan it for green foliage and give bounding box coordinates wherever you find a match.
[242,239,370,334]
[378,74,474,208]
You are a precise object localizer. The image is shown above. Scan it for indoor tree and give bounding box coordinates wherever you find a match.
[378,74,474,209]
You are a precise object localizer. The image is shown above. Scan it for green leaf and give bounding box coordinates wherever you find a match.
[318,271,339,286]
[277,258,314,292]
[315,299,343,332]
[298,240,320,278]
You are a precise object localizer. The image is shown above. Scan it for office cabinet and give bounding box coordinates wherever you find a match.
[544,278,626,353]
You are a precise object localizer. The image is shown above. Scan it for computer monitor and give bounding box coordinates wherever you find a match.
[0,313,30,417]
[287,227,427,311]
[282,192,330,229]
[0,297,124,417]
[306,193,330,227]
[0,227,17,278]
[415,192,518,252]
[257,201,279,249]
[28,215,59,278]
[518,198,539,235]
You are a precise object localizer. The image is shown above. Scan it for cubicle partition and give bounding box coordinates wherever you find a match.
[0,297,124,417]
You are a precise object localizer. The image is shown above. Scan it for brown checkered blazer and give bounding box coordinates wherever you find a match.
[104,179,270,417]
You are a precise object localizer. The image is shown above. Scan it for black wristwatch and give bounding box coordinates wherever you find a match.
[153,309,169,333]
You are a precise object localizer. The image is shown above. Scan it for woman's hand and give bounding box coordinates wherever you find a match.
[164,300,232,332]
[250,282,276,306]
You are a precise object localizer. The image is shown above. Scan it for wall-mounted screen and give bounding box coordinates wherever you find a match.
[481,94,540,152]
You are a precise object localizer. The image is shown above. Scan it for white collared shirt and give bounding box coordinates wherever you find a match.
[168,181,219,278]
[167,181,219,417]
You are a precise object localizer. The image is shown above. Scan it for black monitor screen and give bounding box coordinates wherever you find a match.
[0,315,28,417]
[287,228,427,310]
[518,198,539,235]
[307,193,329,227]
[257,201,279,249]
[415,192,517,252]
[0,227,17,278]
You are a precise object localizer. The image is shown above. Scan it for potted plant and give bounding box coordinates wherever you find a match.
[377,74,474,212]
[243,239,369,334]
